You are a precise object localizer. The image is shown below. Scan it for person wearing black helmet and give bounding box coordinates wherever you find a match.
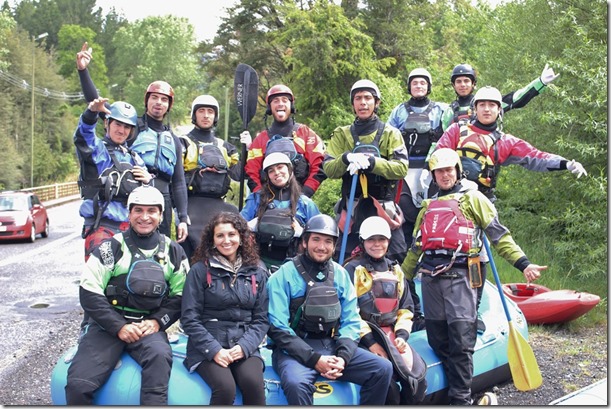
[76,42,189,243]
[441,63,560,131]
[266,214,393,405]
[241,84,326,197]
[178,95,242,258]
[402,148,547,405]
[324,79,409,264]
[74,96,152,261]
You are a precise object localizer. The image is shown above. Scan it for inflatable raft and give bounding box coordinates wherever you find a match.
[502,283,600,325]
[51,278,530,405]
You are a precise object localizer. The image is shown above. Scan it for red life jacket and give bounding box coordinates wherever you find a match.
[420,197,475,254]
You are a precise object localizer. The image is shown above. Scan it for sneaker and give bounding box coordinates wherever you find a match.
[476,392,498,405]
[477,314,486,334]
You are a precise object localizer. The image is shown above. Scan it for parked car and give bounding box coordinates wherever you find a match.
[0,191,49,242]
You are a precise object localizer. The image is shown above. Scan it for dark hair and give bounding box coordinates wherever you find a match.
[192,212,259,266]
[255,166,301,221]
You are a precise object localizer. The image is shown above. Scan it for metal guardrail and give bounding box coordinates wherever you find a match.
[21,182,79,202]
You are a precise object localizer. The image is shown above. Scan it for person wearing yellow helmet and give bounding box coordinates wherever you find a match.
[402,148,547,405]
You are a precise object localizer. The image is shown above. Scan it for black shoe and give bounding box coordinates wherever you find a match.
[477,315,486,334]
[412,314,426,332]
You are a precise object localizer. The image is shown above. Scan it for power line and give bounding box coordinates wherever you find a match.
[0,69,85,101]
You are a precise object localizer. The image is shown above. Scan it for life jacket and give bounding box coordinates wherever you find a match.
[181,136,231,198]
[264,124,309,184]
[289,257,341,336]
[256,206,295,251]
[456,122,501,192]
[401,102,435,158]
[420,197,476,255]
[354,262,403,327]
[131,120,177,182]
[105,231,169,312]
[343,120,397,201]
[449,100,474,126]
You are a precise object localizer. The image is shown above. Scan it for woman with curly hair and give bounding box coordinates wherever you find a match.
[181,212,269,405]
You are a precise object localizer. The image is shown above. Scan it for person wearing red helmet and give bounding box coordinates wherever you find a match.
[241,84,326,198]
[76,43,189,243]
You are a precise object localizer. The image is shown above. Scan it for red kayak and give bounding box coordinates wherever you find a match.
[502,283,600,324]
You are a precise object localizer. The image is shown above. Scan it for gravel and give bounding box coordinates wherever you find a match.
[0,309,606,405]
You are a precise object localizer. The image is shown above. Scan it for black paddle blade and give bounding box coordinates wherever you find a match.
[234,63,259,129]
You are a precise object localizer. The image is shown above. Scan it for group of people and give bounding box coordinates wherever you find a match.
[66,40,588,406]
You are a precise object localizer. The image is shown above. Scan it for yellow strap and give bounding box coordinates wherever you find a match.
[359,173,368,198]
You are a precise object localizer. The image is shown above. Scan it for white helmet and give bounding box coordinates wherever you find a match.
[191,95,220,126]
[407,68,432,95]
[359,216,391,240]
[127,186,165,211]
[350,79,382,102]
[263,152,292,173]
[472,86,502,107]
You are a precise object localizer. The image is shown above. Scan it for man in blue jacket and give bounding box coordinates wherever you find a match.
[266,214,393,405]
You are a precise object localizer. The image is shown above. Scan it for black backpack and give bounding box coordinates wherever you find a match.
[256,207,295,250]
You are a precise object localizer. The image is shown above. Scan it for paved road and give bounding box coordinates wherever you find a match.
[0,201,83,405]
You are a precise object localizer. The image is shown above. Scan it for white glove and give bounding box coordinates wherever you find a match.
[347,162,360,175]
[293,222,304,237]
[419,169,431,190]
[247,217,258,231]
[566,160,587,178]
[240,131,252,149]
[346,153,370,169]
[540,63,560,85]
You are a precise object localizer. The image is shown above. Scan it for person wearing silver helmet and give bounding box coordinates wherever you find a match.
[266,214,393,405]
[66,186,189,405]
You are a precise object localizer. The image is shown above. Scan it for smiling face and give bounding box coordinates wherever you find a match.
[409,77,429,98]
[432,166,458,191]
[129,204,162,236]
[475,100,501,125]
[363,235,389,259]
[195,106,216,129]
[213,222,240,262]
[269,95,292,123]
[106,119,134,145]
[146,92,170,120]
[266,163,291,187]
[453,76,475,97]
[352,90,378,120]
[303,233,336,263]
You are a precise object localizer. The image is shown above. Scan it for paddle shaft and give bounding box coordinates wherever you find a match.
[237,68,253,211]
[484,236,543,391]
[338,173,358,265]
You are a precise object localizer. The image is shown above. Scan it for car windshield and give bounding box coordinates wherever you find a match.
[0,196,28,211]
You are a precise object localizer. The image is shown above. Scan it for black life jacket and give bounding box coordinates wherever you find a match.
[182,136,231,198]
[401,102,435,158]
[289,257,341,336]
[449,99,474,126]
[256,206,295,251]
[105,231,169,312]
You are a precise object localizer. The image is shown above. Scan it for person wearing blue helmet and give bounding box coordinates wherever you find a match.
[74,97,152,262]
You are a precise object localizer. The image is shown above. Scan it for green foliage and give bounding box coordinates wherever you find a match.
[111,15,200,124]
[311,178,342,217]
